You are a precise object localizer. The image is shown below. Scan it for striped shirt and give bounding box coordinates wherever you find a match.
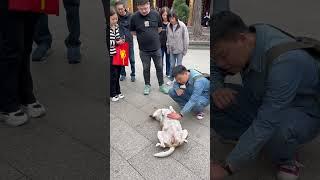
[109,25,120,56]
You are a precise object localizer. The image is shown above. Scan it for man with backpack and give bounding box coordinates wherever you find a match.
[167,65,210,120]
[211,11,320,180]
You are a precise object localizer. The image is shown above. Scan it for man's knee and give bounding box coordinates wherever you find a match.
[168,88,176,98]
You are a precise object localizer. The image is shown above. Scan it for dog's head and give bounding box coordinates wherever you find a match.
[151,106,176,121]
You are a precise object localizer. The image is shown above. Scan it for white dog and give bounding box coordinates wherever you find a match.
[151,106,188,157]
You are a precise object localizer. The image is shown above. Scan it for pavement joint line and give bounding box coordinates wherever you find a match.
[0,156,30,179]
[111,146,147,180]
[171,155,204,180]
[37,117,109,158]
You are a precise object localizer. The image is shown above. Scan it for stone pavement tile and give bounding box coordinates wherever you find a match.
[16,176,29,180]
[171,140,210,180]
[111,148,144,180]
[36,85,108,155]
[134,118,160,143]
[148,90,173,105]
[111,100,150,127]
[111,117,151,160]
[128,144,201,180]
[140,101,165,115]
[0,160,24,180]
[299,141,320,180]
[0,123,108,179]
[123,90,151,109]
[182,119,210,148]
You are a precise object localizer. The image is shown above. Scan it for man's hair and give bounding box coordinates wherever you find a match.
[115,0,126,7]
[211,11,249,44]
[172,65,188,77]
[136,0,149,6]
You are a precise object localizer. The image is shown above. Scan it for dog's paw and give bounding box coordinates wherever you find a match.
[156,143,161,147]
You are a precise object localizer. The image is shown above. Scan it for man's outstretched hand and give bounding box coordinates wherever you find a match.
[212,88,238,110]
[167,112,182,120]
[211,162,228,180]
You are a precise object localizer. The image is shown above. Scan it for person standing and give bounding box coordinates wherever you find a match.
[159,6,170,78]
[166,10,189,85]
[32,0,81,64]
[0,0,47,126]
[115,1,136,82]
[130,0,169,95]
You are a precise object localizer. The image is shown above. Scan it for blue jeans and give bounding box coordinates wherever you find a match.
[161,47,170,76]
[212,84,320,165]
[169,53,183,80]
[33,0,81,48]
[169,87,209,113]
[120,45,135,77]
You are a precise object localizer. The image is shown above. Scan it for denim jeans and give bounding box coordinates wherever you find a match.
[33,0,81,48]
[139,49,164,86]
[120,45,135,77]
[169,53,183,80]
[212,84,320,165]
[169,86,209,113]
[0,11,38,112]
[161,47,170,76]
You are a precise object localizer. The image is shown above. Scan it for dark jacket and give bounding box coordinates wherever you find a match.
[159,22,168,48]
[118,11,133,47]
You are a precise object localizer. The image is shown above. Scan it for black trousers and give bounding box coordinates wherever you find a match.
[0,10,39,112]
[110,56,121,97]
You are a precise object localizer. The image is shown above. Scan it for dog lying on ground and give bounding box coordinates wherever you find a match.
[150,106,188,157]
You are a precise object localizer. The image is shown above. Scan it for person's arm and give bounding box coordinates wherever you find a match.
[130,14,136,36]
[158,12,162,33]
[183,25,189,55]
[180,78,206,116]
[225,52,305,171]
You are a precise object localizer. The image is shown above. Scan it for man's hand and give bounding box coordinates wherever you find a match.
[212,88,238,110]
[176,89,184,96]
[211,162,228,180]
[116,39,124,45]
[167,112,182,120]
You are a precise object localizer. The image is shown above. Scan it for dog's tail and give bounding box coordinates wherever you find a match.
[154,147,175,158]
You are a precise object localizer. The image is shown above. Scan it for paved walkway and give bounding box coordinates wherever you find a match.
[110,38,210,180]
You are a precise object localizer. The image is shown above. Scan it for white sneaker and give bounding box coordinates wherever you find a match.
[111,96,119,102]
[22,101,46,118]
[117,94,125,99]
[166,81,173,86]
[196,112,205,120]
[0,109,29,126]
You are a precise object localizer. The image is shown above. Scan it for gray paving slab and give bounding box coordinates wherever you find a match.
[0,123,108,180]
[128,144,201,180]
[110,117,152,160]
[182,119,210,149]
[0,160,24,180]
[110,148,144,180]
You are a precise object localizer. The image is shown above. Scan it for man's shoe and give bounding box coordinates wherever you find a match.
[196,112,205,120]
[120,75,126,81]
[22,101,46,118]
[0,109,29,127]
[32,44,50,62]
[277,155,303,180]
[67,47,81,64]
[159,84,169,94]
[144,85,151,95]
[131,76,136,82]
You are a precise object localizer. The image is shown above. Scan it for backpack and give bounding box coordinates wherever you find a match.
[190,69,210,85]
[259,24,320,102]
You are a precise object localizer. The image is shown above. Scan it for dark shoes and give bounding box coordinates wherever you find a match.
[67,46,81,64]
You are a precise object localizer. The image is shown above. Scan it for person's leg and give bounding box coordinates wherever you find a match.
[169,53,177,81]
[165,49,170,76]
[129,45,135,79]
[265,109,320,166]
[115,66,122,95]
[168,88,190,108]
[119,66,126,80]
[33,13,52,47]
[192,96,210,113]
[139,50,151,86]
[0,11,23,113]
[110,59,118,97]
[176,53,183,66]
[20,13,39,105]
[151,49,164,86]
[63,0,81,62]
[212,84,260,140]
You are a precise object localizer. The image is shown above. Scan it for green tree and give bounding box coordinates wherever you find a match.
[173,0,190,24]
[111,0,116,7]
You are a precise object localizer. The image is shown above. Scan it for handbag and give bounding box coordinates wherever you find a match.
[112,42,129,66]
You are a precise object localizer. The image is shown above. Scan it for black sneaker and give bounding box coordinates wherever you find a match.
[67,47,81,64]
[32,44,51,62]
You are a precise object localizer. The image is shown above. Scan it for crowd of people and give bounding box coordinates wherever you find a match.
[109,0,210,120]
